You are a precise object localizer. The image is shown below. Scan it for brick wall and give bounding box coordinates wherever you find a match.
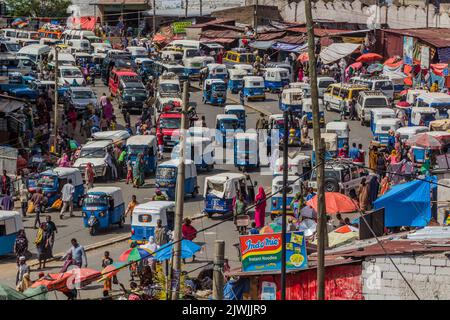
[362,253,450,300]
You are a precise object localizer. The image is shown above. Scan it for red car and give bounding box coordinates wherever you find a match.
[156,113,182,149]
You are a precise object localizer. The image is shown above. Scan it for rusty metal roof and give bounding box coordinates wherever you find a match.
[257,31,286,41]
[276,34,307,45]
[201,29,243,39]
[287,27,352,38]
[186,18,236,29]
[381,28,450,48]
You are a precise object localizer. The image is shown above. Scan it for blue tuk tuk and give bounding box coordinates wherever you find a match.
[0,211,23,256]
[203,78,227,106]
[268,114,301,146]
[243,76,265,101]
[126,135,158,174]
[215,114,240,147]
[370,108,396,134]
[224,104,246,130]
[203,173,255,218]
[131,201,175,243]
[409,107,437,126]
[206,63,228,80]
[172,136,215,171]
[311,133,338,166]
[34,167,84,209]
[373,118,402,145]
[183,56,203,79]
[264,67,290,92]
[270,176,302,220]
[302,98,325,128]
[227,69,246,94]
[325,121,350,149]
[82,187,125,236]
[155,159,198,200]
[280,88,303,114]
[234,132,259,171]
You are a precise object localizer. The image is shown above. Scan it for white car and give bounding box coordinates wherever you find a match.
[73,140,111,181]
[58,65,85,87]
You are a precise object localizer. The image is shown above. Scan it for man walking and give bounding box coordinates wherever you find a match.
[46,215,58,255]
[125,195,138,224]
[31,188,44,229]
[62,238,88,268]
[16,256,30,286]
[60,179,75,219]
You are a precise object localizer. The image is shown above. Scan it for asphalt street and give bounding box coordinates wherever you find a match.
[0,78,375,297]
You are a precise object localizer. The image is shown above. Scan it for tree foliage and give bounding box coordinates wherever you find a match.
[6,0,72,18]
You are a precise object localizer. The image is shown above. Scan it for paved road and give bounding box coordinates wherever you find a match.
[0,77,375,295]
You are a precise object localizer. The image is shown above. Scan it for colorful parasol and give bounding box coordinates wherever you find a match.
[97,262,126,282]
[306,192,359,214]
[259,225,274,234]
[297,52,309,63]
[334,224,359,234]
[367,63,383,74]
[396,101,411,108]
[406,132,450,149]
[356,53,383,63]
[119,247,153,262]
[155,240,201,261]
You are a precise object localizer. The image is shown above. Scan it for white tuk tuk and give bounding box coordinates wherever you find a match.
[233,64,253,75]
[374,118,402,145]
[326,121,350,149]
[396,126,429,142]
[131,201,175,243]
[172,136,215,171]
[273,154,310,177]
[410,107,437,126]
[0,211,23,256]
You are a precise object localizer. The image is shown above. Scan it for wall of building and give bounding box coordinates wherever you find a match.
[256,0,450,29]
[362,253,450,300]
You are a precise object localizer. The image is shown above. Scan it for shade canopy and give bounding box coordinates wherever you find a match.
[306,192,359,214]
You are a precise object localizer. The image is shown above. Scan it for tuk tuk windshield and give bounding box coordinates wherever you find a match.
[160,83,180,93]
[206,181,224,194]
[83,194,108,207]
[38,175,56,189]
[213,83,226,91]
[127,145,148,156]
[156,167,176,180]
[221,120,238,130]
[168,67,185,77]
[160,118,181,129]
[421,113,436,122]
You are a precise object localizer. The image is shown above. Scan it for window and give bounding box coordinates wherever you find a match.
[138,214,152,223]
[364,98,388,107]
[339,89,349,99]
[375,81,393,91]
[351,167,359,180]
[319,80,334,88]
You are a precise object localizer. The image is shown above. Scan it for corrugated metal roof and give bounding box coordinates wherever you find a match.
[199,37,236,44]
[276,35,306,45]
[186,18,236,29]
[257,31,286,41]
[201,29,243,39]
[382,28,450,48]
[287,27,352,37]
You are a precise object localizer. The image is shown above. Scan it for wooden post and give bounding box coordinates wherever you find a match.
[213,240,225,300]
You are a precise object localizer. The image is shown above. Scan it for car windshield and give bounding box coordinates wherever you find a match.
[6,43,20,52]
[365,98,388,107]
[61,69,82,78]
[73,90,94,99]
[319,80,335,88]
[124,89,147,98]
[169,67,185,76]
[160,118,181,129]
[83,194,108,207]
[79,148,106,158]
[160,83,180,93]
[375,81,393,90]
[156,167,176,179]
[186,49,199,58]
[37,175,56,189]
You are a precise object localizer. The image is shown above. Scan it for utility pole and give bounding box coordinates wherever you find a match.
[53,47,60,154]
[153,0,156,35]
[213,240,225,300]
[304,0,327,300]
[253,0,258,33]
[426,0,429,28]
[171,80,189,300]
[200,0,202,16]
[185,0,188,18]
[280,110,289,300]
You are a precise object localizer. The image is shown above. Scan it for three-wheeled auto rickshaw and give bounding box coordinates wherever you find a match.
[280,87,303,114]
[155,159,199,200]
[268,114,301,147]
[227,69,246,94]
[242,76,265,101]
[131,201,175,243]
[396,126,429,142]
[206,63,228,80]
[409,107,437,126]
[82,186,125,236]
[273,154,311,178]
[373,118,402,145]
[264,67,290,92]
[126,135,158,174]
[31,167,84,209]
[224,104,246,131]
[215,114,240,147]
[202,78,227,106]
[325,121,350,149]
[172,136,215,171]
[312,132,338,166]
[0,211,23,256]
[203,173,256,218]
[302,98,324,128]
[234,132,259,171]
[270,175,302,220]
[370,108,396,134]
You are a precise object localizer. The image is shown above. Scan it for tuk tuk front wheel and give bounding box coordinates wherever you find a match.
[89,225,97,236]
[207,211,213,218]
[191,188,198,198]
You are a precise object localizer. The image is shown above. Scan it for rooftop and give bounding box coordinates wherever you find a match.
[381,28,450,48]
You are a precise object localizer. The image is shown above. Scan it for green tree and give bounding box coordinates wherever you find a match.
[6,0,71,18]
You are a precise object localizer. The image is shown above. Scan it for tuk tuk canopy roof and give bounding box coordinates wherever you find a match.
[216,114,238,122]
[87,187,123,205]
[43,167,83,186]
[326,121,350,133]
[228,69,247,78]
[396,126,429,136]
[0,211,23,235]
[417,92,450,105]
[371,108,396,117]
[224,104,245,112]
[235,132,258,140]
[158,159,197,179]
[134,201,175,212]
[411,107,437,114]
[314,133,337,151]
[92,130,131,143]
[203,173,246,199]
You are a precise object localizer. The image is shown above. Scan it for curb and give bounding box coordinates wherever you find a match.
[190,83,273,116]
[191,213,207,221]
[28,234,130,268]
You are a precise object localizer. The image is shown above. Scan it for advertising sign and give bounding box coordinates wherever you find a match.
[172,21,193,34]
[239,232,308,272]
[403,36,414,66]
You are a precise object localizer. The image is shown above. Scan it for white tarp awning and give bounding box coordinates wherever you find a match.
[319,43,360,65]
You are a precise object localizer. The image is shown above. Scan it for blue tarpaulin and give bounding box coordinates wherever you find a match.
[373,177,436,227]
[272,42,307,53]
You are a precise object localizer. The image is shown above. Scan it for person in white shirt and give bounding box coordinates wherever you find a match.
[60,179,75,219]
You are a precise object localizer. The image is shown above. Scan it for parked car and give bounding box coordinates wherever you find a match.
[65,86,98,112]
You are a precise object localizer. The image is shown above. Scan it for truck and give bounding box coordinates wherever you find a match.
[0,72,35,93]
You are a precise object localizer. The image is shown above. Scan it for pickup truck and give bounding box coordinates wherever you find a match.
[0,72,35,93]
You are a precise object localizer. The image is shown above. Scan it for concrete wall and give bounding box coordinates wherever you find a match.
[362,253,450,300]
[256,0,450,29]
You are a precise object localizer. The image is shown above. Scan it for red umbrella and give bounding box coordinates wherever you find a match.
[396,101,411,108]
[297,52,309,63]
[356,53,383,63]
[399,89,409,96]
[406,132,450,149]
[306,192,359,214]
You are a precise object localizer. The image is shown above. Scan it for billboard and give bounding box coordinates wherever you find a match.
[239,232,308,273]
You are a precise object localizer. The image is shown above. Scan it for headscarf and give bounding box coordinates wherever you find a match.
[255,186,266,203]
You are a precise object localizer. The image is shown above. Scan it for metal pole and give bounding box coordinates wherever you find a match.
[153,0,156,35]
[304,0,327,300]
[185,0,188,18]
[281,110,289,300]
[426,0,429,28]
[253,0,258,33]
[53,48,59,154]
[171,80,189,300]
[213,240,225,300]
[200,0,202,16]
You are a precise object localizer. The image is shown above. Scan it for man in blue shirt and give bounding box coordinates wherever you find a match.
[62,238,88,268]
[349,142,359,161]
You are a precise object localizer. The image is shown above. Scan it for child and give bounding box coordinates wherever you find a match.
[100,116,108,132]
[110,115,117,130]
[248,222,259,235]
[126,159,133,184]
[102,251,113,295]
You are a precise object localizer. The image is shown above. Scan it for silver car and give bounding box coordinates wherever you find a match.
[65,86,98,112]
